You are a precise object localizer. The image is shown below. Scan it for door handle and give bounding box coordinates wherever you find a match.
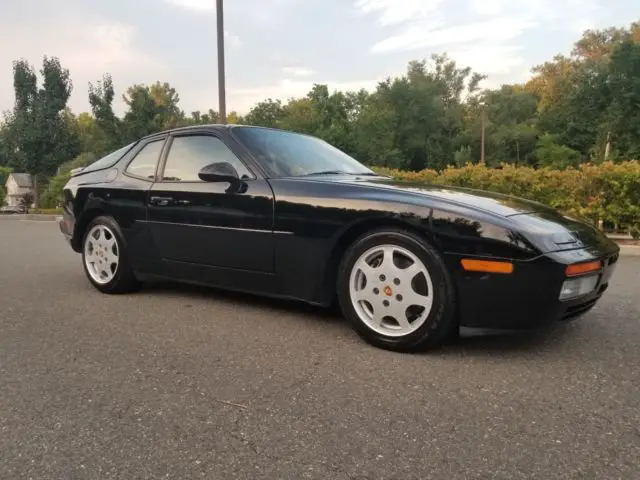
[149,196,174,206]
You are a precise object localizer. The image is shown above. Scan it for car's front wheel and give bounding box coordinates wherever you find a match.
[81,216,140,294]
[337,228,456,352]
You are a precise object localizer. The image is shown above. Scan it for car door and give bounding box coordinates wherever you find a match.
[100,135,168,276]
[146,131,275,274]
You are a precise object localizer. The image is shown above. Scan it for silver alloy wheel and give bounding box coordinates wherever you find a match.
[84,224,119,285]
[349,244,434,337]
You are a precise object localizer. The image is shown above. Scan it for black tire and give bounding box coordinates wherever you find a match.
[337,228,457,352]
[81,215,141,294]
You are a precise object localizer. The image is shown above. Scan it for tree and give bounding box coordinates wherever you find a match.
[465,85,539,166]
[121,82,184,141]
[527,21,640,162]
[5,57,80,206]
[602,40,640,160]
[359,56,484,171]
[74,112,105,155]
[278,97,319,135]
[525,55,577,112]
[0,166,12,205]
[573,23,640,62]
[40,152,97,208]
[227,111,242,124]
[0,122,14,168]
[244,99,285,128]
[18,192,34,213]
[89,74,122,154]
[535,134,582,169]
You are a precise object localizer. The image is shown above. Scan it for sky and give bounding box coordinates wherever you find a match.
[0,0,637,116]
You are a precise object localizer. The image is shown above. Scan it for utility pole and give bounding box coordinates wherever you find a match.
[480,105,486,163]
[604,130,611,161]
[216,0,227,124]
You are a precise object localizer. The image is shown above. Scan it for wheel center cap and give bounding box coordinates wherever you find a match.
[383,286,393,296]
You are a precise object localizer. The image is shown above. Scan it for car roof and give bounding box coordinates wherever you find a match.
[141,124,286,141]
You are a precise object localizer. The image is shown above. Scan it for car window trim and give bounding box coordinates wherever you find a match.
[122,135,169,182]
[156,131,257,184]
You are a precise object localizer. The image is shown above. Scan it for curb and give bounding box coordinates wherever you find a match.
[620,245,640,256]
[0,214,59,221]
[26,214,60,221]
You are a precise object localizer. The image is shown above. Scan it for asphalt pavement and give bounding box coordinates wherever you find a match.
[1,221,639,479]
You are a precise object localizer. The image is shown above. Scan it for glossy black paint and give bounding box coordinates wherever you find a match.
[60,125,620,330]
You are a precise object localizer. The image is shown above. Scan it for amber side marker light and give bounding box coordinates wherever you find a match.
[461,259,514,274]
[565,260,602,277]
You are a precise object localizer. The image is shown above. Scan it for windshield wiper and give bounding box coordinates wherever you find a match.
[303,170,350,176]
[303,170,378,177]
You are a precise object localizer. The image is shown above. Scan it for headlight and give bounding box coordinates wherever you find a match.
[559,275,599,301]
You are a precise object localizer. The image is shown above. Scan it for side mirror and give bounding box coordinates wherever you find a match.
[198,162,240,183]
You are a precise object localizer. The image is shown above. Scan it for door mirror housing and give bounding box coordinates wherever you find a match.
[198,162,240,183]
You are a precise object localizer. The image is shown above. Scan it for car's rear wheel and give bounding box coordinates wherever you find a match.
[82,216,140,294]
[337,228,456,352]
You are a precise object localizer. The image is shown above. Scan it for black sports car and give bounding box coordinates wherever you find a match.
[59,125,620,352]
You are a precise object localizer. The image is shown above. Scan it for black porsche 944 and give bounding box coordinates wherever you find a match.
[59,125,620,352]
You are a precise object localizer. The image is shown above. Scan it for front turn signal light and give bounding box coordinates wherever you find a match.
[565,260,602,277]
[461,259,514,274]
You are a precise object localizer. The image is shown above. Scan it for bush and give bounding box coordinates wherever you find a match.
[29,208,63,215]
[40,152,98,209]
[373,160,640,228]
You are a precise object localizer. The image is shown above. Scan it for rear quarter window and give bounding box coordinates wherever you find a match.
[83,142,136,173]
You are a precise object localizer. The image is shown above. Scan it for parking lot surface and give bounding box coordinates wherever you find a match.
[1,221,639,479]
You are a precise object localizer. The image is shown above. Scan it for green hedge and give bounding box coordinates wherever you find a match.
[28,208,63,215]
[373,161,640,236]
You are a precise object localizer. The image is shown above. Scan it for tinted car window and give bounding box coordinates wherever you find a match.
[232,126,373,178]
[83,142,135,173]
[125,140,164,179]
[162,135,253,182]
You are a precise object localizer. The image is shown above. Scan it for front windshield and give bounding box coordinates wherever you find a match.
[232,126,374,177]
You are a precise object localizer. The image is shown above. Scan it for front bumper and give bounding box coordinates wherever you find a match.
[556,252,619,322]
[447,247,620,330]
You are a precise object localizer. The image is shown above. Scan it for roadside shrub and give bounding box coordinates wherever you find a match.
[373,160,640,229]
[29,208,63,215]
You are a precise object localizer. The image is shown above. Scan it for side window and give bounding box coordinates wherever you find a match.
[162,135,253,182]
[125,140,164,179]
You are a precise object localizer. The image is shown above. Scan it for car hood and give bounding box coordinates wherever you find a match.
[337,176,619,255]
[354,177,558,217]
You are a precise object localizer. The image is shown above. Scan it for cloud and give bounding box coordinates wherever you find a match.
[0,18,165,114]
[470,0,509,16]
[163,0,301,30]
[224,31,243,48]
[448,44,526,76]
[282,66,315,77]
[371,17,534,54]
[63,23,161,73]
[164,0,213,11]
[359,0,604,88]
[222,78,381,114]
[355,0,445,26]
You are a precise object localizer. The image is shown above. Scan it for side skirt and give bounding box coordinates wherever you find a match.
[136,259,331,308]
